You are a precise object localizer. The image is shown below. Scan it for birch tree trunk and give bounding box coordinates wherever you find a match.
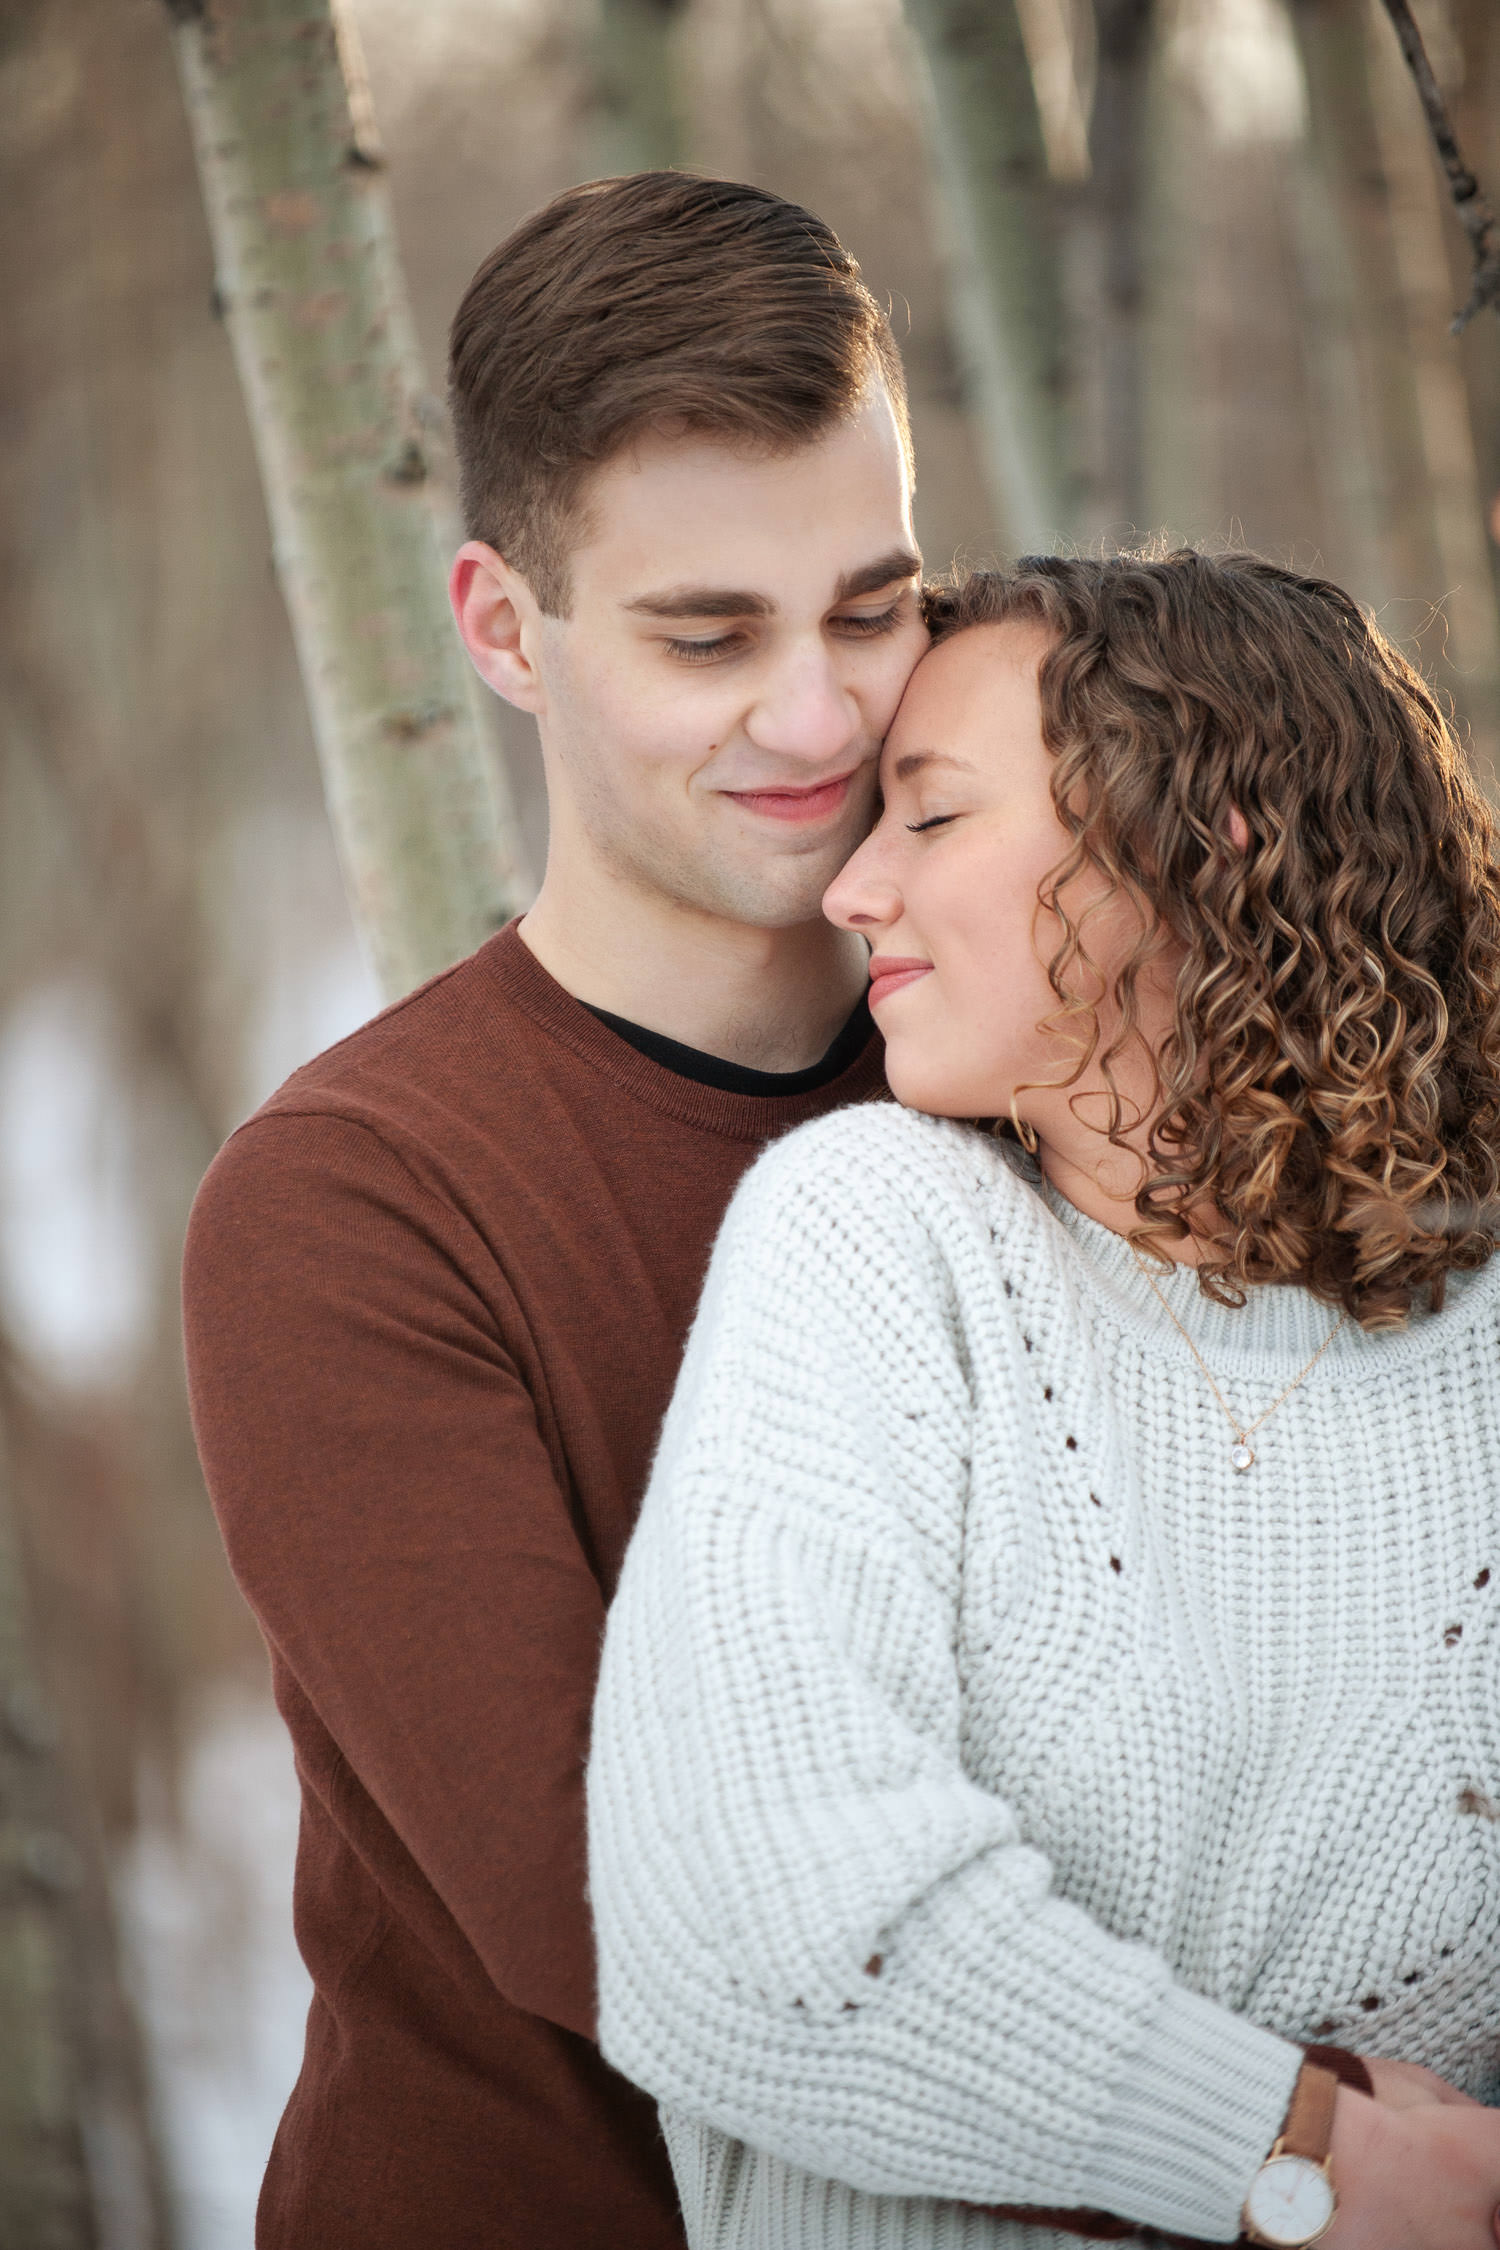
[0,1397,167,2250]
[1363,0,1500,776]
[166,0,532,1003]
[1292,0,1499,784]
[0,1437,90,2250]
[903,0,1070,551]
[1287,0,1402,604]
[590,0,690,174]
[1085,0,1153,537]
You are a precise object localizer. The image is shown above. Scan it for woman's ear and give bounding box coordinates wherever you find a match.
[1227,806,1250,852]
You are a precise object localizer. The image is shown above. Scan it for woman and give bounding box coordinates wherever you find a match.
[587,552,1500,2249]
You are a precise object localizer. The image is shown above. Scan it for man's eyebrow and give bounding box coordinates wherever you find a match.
[891,750,975,783]
[620,548,923,623]
[621,586,775,621]
[835,549,923,602]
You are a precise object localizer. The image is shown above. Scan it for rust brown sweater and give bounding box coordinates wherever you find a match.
[181,923,884,2250]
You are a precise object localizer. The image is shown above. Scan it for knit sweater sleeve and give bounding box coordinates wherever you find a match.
[588,1108,1301,2240]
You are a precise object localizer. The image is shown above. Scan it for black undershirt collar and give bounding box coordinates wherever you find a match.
[583,995,874,1098]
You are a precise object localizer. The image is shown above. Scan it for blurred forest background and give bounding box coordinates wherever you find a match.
[0,0,1497,2242]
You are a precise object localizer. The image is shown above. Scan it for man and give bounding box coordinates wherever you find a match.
[183,170,927,2249]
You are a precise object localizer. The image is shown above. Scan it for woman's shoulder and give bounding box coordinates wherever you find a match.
[691,1102,1015,1388]
[727,1100,1037,1263]
[751,1097,1004,1199]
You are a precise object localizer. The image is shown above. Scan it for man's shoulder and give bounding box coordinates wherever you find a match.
[188,928,569,1249]
[258,926,526,1126]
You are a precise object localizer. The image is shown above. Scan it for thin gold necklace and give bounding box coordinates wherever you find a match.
[1129,1249,1347,1474]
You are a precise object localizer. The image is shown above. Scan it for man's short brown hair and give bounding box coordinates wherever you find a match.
[448,172,910,616]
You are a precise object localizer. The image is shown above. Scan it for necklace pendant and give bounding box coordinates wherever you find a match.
[1230,1441,1255,1474]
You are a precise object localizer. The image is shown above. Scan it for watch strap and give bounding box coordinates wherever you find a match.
[1301,2043,1373,2097]
[1277,2060,1339,2163]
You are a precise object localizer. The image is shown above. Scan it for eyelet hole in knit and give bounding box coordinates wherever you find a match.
[1360,1994,1381,2012]
[1458,1789,1499,1819]
[1065,1435,1078,1450]
[1445,1624,1464,1646]
[1476,1568,1491,1589]
[1109,1556,1123,1574]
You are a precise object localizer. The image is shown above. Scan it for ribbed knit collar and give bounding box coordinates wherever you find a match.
[478,921,887,1145]
[1031,1166,1500,1383]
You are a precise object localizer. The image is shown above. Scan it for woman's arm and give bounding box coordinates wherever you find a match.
[588,1110,1303,2243]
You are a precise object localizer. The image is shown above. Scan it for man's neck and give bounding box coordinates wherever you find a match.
[517,874,869,1075]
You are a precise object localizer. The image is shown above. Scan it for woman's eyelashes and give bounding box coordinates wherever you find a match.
[906,812,959,834]
[662,603,907,666]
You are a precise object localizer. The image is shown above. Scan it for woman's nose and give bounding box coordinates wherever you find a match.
[823,835,902,932]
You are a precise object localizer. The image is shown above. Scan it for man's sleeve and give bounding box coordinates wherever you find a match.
[182,1108,604,2039]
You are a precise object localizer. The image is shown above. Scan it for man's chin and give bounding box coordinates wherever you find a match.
[600,817,872,934]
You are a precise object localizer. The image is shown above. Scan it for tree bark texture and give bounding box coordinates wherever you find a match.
[167,0,532,1003]
[903,0,1069,551]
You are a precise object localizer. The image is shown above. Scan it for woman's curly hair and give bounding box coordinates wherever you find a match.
[923,549,1500,1329]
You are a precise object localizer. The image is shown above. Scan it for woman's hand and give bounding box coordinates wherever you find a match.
[1362,2057,1485,2111]
[1321,2082,1500,2248]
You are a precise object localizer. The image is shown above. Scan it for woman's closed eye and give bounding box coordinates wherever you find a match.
[906,813,959,834]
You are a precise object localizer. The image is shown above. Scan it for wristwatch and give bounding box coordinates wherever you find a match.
[1241,2060,1339,2247]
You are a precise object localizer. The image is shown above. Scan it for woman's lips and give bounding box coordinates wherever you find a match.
[868,957,933,1007]
[724,772,856,824]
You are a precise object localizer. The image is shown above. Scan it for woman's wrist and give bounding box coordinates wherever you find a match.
[1241,2061,1341,2247]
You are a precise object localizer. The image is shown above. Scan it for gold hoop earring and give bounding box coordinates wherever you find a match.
[1009,1099,1038,1157]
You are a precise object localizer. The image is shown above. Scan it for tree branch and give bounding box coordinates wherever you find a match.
[1377,0,1500,332]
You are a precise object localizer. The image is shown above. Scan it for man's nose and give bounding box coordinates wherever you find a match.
[744,646,859,765]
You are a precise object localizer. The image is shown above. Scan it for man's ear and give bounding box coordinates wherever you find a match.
[449,541,547,715]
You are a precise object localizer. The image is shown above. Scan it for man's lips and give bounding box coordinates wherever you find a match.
[722,771,857,824]
[868,956,933,1006]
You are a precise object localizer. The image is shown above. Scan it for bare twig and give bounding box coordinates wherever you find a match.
[1377,0,1500,332]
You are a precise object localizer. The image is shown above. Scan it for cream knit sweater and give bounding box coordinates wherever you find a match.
[588,1102,1500,2249]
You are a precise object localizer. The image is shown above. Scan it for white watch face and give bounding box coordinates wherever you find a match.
[1244,2153,1336,2247]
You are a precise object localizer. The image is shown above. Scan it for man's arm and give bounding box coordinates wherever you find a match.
[183,1108,604,2037]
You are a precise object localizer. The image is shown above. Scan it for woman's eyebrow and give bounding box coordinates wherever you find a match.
[891,750,975,782]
